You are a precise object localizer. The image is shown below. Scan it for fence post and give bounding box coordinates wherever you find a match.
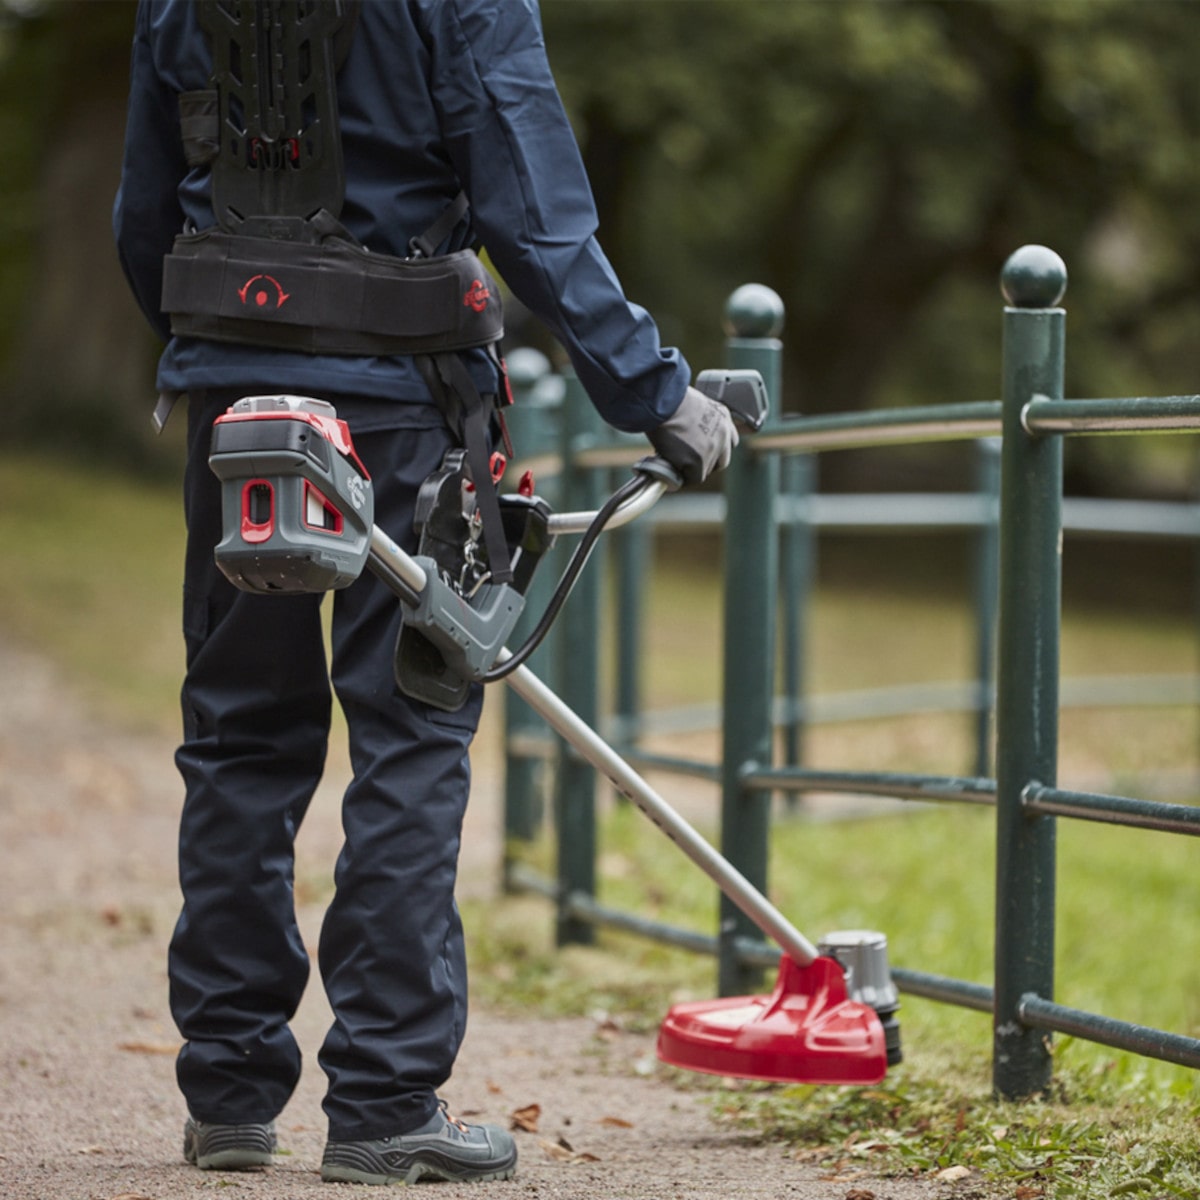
[554,371,605,945]
[501,350,563,873]
[719,284,784,996]
[780,451,816,782]
[993,245,1067,1099]
[612,518,650,756]
[972,437,1001,778]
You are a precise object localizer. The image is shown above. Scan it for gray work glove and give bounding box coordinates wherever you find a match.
[647,387,740,486]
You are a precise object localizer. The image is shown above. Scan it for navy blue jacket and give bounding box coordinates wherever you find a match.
[113,0,690,433]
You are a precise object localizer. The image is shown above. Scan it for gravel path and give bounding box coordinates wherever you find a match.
[0,635,989,1200]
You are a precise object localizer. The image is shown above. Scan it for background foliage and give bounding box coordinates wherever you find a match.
[2,0,1200,494]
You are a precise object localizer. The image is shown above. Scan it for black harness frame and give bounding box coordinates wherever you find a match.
[162,0,516,582]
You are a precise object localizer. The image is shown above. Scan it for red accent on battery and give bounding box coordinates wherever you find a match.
[518,469,535,497]
[302,481,345,535]
[214,410,370,480]
[240,480,275,544]
[489,452,507,485]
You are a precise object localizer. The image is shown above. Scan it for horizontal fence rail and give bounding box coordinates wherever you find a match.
[749,400,1001,454]
[1022,783,1200,835]
[1024,393,1200,435]
[501,246,1200,1100]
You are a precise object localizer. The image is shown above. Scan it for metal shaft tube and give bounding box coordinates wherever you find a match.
[364,526,819,968]
[502,652,819,967]
[368,524,427,600]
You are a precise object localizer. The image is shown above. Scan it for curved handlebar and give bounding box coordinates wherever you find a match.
[549,460,681,532]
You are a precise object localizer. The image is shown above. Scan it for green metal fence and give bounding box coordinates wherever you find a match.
[501,244,1200,1099]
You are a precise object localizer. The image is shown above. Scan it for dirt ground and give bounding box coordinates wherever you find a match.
[0,633,994,1200]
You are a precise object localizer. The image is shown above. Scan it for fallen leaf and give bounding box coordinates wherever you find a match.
[486,1081,503,1094]
[992,1125,1008,1140]
[109,1193,155,1200]
[591,1009,622,1035]
[75,1145,105,1155]
[118,1040,180,1056]
[846,1190,877,1200]
[598,1116,633,1128]
[1015,1187,1044,1200]
[510,1103,541,1133]
[793,1145,836,1163]
[538,1137,599,1165]
[936,1165,972,1182]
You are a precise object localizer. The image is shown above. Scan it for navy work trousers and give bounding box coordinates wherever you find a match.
[169,389,482,1142]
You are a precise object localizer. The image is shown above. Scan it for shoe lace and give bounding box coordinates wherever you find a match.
[437,1098,470,1136]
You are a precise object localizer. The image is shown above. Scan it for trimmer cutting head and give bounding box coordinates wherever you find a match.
[656,955,889,1085]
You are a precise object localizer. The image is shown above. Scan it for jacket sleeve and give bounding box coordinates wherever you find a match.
[426,0,690,433]
[112,1,188,343]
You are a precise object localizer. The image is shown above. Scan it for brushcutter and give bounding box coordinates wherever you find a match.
[207,371,901,1086]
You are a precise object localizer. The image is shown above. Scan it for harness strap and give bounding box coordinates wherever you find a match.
[409,192,471,259]
[418,354,514,585]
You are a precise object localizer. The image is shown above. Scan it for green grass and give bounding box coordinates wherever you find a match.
[5,448,1200,1199]
[0,450,185,729]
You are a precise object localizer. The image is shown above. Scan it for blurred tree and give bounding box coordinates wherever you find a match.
[0,0,163,468]
[2,0,1199,494]
[543,0,1200,493]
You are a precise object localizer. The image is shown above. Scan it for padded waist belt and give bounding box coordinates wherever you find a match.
[161,227,503,356]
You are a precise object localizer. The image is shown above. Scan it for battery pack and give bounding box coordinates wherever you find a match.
[209,395,374,593]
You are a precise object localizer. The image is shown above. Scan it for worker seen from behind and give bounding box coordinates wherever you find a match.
[114,0,736,1185]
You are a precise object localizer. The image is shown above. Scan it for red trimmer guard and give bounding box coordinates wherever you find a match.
[656,955,887,1085]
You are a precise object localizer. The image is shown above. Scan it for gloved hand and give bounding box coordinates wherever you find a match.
[647,387,740,486]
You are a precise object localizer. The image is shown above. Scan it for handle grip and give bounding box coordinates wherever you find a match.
[695,368,770,432]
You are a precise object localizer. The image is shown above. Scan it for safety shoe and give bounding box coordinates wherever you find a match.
[183,1116,277,1170]
[320,1100,517,1185]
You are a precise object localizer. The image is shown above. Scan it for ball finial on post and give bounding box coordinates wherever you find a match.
[1000,245,1067,309]
[725,284,785,339]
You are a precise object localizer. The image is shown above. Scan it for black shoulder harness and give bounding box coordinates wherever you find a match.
[162,0,516,582]
[200,0,357,240]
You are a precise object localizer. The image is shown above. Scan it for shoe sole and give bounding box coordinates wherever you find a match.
[185,1124,276,1171]
[192,1148,275,1170]
[321,1150,517,1186]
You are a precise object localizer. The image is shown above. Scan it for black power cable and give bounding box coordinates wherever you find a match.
[480,472,650,683]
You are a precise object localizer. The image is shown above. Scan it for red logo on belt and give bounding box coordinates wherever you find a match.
[464,279,491,313]
[238,273,290,310]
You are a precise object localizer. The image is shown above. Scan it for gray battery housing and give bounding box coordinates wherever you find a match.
[209,395,374,593]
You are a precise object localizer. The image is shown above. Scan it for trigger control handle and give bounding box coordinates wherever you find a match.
[695,369,770,432]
